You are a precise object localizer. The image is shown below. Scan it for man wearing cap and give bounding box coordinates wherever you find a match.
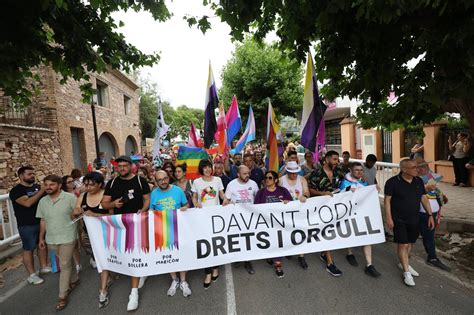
[279,161,310,269]
[101,155,150,311]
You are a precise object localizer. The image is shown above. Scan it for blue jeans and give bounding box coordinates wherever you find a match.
[419,212,438,260]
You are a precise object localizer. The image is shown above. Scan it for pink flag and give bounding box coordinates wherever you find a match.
[187,123,203,148]
[214,103,228,155]
[316,119,325,157]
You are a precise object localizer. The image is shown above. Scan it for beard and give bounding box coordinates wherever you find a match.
[24,177,35,184]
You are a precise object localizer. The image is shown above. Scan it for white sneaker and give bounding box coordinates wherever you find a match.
[138,276,147,289]
[27,273,44,285]
[398,263,420,277]
[90,258,97,269]
[403,272,416,286]
[167,279,180,297]
[179,281,192,297]
[39,266,52,274]
[76,264,82,273]
[127,292,139,311]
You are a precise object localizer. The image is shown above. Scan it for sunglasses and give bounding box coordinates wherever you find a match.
[265,176,274,180]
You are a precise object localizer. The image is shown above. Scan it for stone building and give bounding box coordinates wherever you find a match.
[0,65,141,192]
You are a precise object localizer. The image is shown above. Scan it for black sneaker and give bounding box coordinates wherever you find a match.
[298,256,308,270]
[427,258,451,271]
[346,254,358,267]
[326,264,342,277]
[99,291,109,309]
[320,253,328,264]
[244,261,255,274]
[365,265,381,277]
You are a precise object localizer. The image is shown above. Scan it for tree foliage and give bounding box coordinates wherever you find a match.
[1,0,170,106]
[190,1,474,132]
[138,76,203,141]
[219,39,303,136]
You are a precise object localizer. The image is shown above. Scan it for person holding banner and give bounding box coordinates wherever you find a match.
[384,159,435,287]
[254,170,293,277]
[191,159,225,289]
[279,161,310,270]
[101,155,151,311]
[72,172,112,308]
[308,150,344,277]
[148,170,191,297]
[339,162,381,277]
[223,165,259,274]
[36,175,79,311]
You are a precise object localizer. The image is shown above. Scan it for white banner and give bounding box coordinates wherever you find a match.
[84,185,385,276]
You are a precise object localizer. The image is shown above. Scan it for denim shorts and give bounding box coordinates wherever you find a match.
[18,224,40,251]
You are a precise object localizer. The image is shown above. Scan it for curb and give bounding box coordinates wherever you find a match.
[0,243,22,264]
[437,218,474,233]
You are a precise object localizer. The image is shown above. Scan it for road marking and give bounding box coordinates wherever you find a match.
[225,264,237,315]
[0,280,27,304]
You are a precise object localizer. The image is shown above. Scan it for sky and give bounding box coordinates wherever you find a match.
[113,1,235,109]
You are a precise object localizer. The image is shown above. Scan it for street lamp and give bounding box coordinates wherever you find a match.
[91,94,101,164]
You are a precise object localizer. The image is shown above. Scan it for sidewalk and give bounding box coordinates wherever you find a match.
[437,182,474,222]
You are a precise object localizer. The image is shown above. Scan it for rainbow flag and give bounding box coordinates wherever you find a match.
[266,100,281,173]
[231,105,255,155]
[176,145,209,180]
[214,103,228,155]
[204,62,218,148]
[301,52,327,152]
[225,95,242,145]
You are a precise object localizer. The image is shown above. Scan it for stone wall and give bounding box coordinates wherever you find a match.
[0,126,63,194]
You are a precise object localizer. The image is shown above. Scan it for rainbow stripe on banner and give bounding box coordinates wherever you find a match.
[99,212,178,253]
[153,210,179,251]
[176,145,209,180]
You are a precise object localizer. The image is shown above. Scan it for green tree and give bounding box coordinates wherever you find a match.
[219,39,303,137]
[190,1,474,133]
[1,0,170,105]
[168,105,204,140]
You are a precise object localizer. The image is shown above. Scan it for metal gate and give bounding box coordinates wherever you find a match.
[381,129,392,162]
[71,128,84,170]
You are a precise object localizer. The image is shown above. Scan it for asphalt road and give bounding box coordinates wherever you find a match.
[1,241,473,314]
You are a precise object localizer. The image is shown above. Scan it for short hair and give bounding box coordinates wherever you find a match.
[399,158,413,168]
[175,163,187,173]
[198,159,213,175]
[17,165,34,177]
[71,168,82,179]
[342,151,350,156]
[83,172,105,188]
[233,152,242,157]
[304,151,313,158]
[350,162,363,169]
[162,161,175,172]
[365,154,377,162]
[325,150,339,159]
[138,166,149,177]
[44,174,62,184]
[287,150,298,157]
[243,153,253,160]
[459,132,469,138]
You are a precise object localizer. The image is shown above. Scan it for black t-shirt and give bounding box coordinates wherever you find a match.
[384,174,426,224]
[104,176,150,214]
[9,183,43,226]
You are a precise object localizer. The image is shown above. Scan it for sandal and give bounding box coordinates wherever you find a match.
[69,279,81,293]
[56,297,68,311]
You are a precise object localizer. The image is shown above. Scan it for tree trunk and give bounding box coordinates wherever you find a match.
[443,98,474,136]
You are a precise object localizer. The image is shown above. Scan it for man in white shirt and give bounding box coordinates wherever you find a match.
[224,165,259,274]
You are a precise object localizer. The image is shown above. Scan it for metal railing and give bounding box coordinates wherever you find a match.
[349,158,400,197]
[0,194,20,246]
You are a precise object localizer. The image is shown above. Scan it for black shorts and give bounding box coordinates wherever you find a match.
[393,222,419,244]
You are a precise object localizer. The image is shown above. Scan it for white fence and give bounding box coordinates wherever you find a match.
[0,194,20,247]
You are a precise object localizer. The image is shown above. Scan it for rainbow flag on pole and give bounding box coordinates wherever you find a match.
[266,100,281,173]
[225,95,242,145]
[301,52,327,152]
[176,145,209,180]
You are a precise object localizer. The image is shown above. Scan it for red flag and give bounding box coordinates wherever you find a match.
[187,123,203,148]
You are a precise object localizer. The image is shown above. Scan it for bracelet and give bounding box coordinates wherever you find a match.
[427,214,433,217]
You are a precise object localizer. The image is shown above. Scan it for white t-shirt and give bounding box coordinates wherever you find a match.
[362,164,377,185]
[191,177,224,207]
[225,179,259,204]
